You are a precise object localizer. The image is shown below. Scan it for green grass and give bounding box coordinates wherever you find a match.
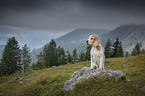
[0,54,145,96]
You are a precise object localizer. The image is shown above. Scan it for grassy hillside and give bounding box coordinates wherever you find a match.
[0,54,145,96]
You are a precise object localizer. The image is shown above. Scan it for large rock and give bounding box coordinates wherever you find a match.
[0,93,3,96]
[63,67,125,90]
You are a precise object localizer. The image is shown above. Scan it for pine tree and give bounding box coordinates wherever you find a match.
[112,37,119,57]
[79,51,85,62]
[48,39,58,67]
[0,61,4,76]
[36,51,45,69]
[60,47,67,65]
[112,37,124,57]
[57,46,67,65]
[131,43,140,56]
[66,51,72,64]
[0,37,21,76]
[117,42,124,57]
[141,49,145,54]
[43,44,50,68]
[42,39,58,67]
[31,62,37,70]
[104,39,112,58]
[21,44,31,72]
[57,46,61,65]
[85,46,91,60]
[125,51,129,57]
[72,48,78,63]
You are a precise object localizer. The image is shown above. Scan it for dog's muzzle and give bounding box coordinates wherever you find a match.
[86,40,89,45]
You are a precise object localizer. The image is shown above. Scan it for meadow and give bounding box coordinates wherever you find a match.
[0,54,145,96]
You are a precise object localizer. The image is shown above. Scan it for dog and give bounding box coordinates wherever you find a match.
[86,35,105,70]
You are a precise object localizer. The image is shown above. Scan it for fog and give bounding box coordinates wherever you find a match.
[0,0,145,48]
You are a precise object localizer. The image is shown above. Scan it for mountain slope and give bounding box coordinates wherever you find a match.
[30,28,107,64]
[0,26,52,49]
[30,24,145,64]
[55,24,145,54]
[100,24,145,53]
[0,26,28,47]
[55,28,108,54]
[0,54,145,95]
[27,35,52,49]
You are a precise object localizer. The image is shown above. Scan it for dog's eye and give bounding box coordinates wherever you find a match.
[91,38,93,40]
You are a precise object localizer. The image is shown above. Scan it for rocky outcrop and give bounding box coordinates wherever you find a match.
[0,93,4,96]
[0,77,28,87]
[140,86,145,92]
[63,67,125,90]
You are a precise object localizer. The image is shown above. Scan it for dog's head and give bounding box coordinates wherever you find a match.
[86,35,100,47]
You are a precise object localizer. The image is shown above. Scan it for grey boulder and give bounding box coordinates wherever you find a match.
[63,67,125,90]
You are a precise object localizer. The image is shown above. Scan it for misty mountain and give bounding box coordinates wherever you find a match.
[100,24,145,53]
[27,35,52,49]
[29,28,108,64]
[0,26,52,60]
[1,24,145,64]
[55,24,145,54]
[0,26,52,49]
[0,26,26,46]
[55,28,108,54]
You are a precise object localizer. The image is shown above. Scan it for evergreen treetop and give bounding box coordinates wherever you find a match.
[22,44,31,72]
[0,37,21,76]
[104,39,112,58]
[72,48,78,63]
[112,37,124,57]
[79,51,85,62]
[131,43,140,56]
[66,51,73,64]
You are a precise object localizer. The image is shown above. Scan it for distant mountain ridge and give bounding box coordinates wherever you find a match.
[56,28,107,43]
[55,24,145,54]
[29,28,108,64]
[100,24,145,52]
[1,24,145,63]
[55,28,108,54]
[0,26,52,49]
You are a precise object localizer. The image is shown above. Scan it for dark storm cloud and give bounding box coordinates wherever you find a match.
[1,0,145,14]
[0,0,145,31]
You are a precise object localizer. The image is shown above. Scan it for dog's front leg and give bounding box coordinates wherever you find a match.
[90,55,94,70]
[98,56,104,70]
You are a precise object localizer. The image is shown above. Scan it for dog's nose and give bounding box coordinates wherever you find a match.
[86,40,88,43]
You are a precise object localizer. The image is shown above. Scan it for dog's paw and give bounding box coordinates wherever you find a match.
[98,68,102,70]
[90,68,94,70]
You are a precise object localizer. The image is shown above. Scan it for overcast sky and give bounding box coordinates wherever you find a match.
[0,0,145,38]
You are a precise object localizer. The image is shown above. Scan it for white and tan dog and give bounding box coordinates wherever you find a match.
[86,35,105,70]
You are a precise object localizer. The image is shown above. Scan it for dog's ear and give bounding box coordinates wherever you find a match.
[93,37,100,47]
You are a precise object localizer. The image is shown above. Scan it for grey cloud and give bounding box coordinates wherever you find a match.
[0,0,145,31]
